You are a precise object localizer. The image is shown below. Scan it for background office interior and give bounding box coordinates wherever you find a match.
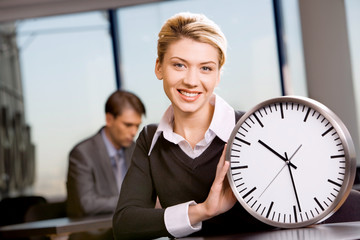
[0,0,359,201]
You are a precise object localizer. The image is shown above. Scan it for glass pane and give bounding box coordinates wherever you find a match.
[281,0,308,96]
[345,0,360,155]
[16,11,116,198]
[118,0,282,126]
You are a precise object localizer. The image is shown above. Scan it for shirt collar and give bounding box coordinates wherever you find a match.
[209,94,236,142]
[101,128,118,158]
[148,94,235,156]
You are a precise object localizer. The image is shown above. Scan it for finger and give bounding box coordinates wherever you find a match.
[217,144,227,168]
[220,160,230,180]
[215,159,230,185]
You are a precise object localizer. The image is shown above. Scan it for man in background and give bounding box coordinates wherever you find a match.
[66,89,146,219]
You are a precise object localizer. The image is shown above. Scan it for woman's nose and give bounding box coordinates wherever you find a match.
[183,68,199,86]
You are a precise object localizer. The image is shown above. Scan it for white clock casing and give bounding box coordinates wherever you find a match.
[226,96,356,228]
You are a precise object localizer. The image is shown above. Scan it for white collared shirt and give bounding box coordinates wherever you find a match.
[148,94,236,238]
[148,94,235,158]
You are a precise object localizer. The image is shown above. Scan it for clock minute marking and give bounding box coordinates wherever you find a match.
[314,197,325,211]
[243,187,257,199]
[280,103,284,119]
[293,205,298,223]
[266,201,274,218]
[328,179,342,188]
[235,136,251,146]
[253,112,264,127]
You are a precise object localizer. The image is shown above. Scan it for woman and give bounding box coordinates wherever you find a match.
[113,12,268,239]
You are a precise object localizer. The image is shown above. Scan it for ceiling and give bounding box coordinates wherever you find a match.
[0,0,165,23]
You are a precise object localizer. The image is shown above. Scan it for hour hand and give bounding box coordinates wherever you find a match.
[258,140,297,169]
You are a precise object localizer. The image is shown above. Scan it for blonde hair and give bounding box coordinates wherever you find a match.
[157,12,227,68]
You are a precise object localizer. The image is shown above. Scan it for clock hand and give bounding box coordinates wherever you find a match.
[259,163,287,198]
[258,140,297,169]
[289,144,302,161]
[258,144,303,198]
[286,152,302,212]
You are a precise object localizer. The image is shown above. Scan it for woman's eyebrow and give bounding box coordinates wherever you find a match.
[170,57,217,65]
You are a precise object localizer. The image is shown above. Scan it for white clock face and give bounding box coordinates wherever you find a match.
[226,96,356,228]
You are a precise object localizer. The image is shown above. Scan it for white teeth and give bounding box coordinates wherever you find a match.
[180,90,198,97]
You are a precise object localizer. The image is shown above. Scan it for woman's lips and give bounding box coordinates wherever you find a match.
[178,89,201,101]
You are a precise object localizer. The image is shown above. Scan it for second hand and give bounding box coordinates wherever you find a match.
[259,144,302,198]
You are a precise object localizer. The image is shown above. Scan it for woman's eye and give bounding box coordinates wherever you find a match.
[174,63,185,68]
[201,66,212,71]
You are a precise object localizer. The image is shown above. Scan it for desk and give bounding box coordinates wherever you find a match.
[180,221,360,240]
[0,214,112,240]
[1,218,359,240]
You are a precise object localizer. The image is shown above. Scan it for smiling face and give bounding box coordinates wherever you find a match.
[155,38,221,116]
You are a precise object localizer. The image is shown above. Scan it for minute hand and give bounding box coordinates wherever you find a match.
[258,140,297,169]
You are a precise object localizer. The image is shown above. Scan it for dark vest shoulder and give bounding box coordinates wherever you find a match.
[235,110,245,122]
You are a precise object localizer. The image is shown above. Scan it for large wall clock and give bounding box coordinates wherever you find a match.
[226,96,356,228]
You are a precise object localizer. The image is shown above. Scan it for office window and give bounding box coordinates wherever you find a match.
[16,12,116,198]
[345,0,360,146]
[9,0,304,199]
[117,0,282,126]
[281,0,307,96]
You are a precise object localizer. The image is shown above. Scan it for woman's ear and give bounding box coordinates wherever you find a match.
[155,58,163,80]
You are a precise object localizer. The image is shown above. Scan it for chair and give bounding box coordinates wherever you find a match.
[24,200,67,222]
[21,200,67,240]
[0,196,47,227]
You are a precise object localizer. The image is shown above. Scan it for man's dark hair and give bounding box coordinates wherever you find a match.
[105,90,146,117]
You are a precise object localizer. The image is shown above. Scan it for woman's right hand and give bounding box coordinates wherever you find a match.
[188,144,237,225]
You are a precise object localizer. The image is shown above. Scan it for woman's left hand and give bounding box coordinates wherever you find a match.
[188,144,237,225]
